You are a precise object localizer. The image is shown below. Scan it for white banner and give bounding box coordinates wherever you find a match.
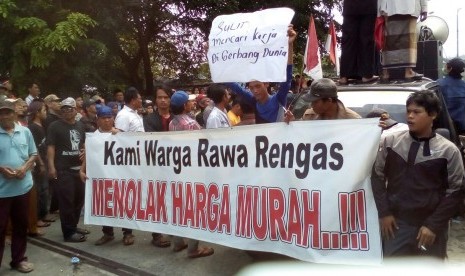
[84,119,382,265]
[207,8,294,83]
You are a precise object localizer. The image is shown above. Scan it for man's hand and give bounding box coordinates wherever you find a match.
[287,24,297,44]
[416,226,436,249]
[380,215,398,240]
[14,165,27,179]
[1,167,17,179]
[48,167,57,180]
[284,109,295,124]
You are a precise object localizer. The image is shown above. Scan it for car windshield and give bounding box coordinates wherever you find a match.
[338,90,412,123]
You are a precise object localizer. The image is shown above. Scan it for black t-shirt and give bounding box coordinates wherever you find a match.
[47,120,85,170]
[44,113,60,135]
[28,122,46,160]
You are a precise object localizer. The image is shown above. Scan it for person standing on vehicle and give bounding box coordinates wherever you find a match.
[437,58,465,134]
[378,0,428,82]
[339,0,378,85]
[371,91,464,258]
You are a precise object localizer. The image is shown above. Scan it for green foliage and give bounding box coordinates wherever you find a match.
[1,0,342,98]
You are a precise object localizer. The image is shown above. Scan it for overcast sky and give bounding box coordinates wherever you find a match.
[427,0,465,58]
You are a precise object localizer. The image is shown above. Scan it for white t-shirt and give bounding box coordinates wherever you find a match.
[115,105,144,132]
[206,106,231,129]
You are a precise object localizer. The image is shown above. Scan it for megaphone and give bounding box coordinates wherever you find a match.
[417,15,449,44]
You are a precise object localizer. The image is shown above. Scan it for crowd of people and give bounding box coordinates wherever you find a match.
[1,7,465,273]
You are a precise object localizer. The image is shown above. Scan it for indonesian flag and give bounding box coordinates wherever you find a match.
[325,20,340,76]
[303,15,323,80]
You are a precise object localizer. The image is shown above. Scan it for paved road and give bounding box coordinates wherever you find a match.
[2,218,465,275]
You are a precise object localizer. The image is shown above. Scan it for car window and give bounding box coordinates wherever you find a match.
[338,91,411,123]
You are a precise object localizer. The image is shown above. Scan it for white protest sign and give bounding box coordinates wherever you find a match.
[208,8,295,83]
[84,119,382,265]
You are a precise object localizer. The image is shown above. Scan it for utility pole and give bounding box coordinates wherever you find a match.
[458,8,462,57]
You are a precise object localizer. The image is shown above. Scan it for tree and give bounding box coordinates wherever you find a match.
[0,0,97,96]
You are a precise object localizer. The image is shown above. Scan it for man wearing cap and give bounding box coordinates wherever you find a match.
[24,83,40,106]
[0,97,37,273]
[195,94,211,128]
[43,94,62,133]
[302,78,361,120]
[168,90,214,258]
[80,98,97,132]
[47,97,88,243]
[79,106,134,246]
[437,57,465,134]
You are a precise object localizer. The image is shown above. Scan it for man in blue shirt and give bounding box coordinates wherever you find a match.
[227,26,296,124]
[437,58,465,134]
[0,97,37,273]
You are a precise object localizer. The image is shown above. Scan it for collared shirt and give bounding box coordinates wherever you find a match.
[207,106,231,129]
[25,95,38,106]
[0,123,37,197]
[304,101,361,120]
[169,114,201,131]
[115,105,144,132]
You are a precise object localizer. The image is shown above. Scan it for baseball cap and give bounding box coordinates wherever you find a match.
[83,98,96,109]
[43,94,61,102]
[302,78,338,102]
[97,105,113,118]
[61,97,76,108]
[366,108,388,118]
[170,91,189,108]
[448,58,465,73]
[0,97,18,111]
[196,94,210,108]
[188,94,197,101]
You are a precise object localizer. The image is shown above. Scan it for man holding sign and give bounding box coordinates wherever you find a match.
[208,8,296,124]
[227,25,295,124]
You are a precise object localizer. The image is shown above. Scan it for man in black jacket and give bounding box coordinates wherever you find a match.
[143,85,173,132]
[371,91,464,259]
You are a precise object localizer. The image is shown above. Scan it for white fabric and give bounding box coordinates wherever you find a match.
[206,106,231,129]
[208,8,294,82]
[378,0,428,17]
[114,105,144,132]
[84,119,382,265]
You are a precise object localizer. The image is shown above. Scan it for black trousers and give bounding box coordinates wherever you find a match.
[383,219,448,259]
[56,169,85,239]
[340,14,376,79]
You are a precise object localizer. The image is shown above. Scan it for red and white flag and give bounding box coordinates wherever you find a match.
[325,20,339,76]
[303,15,323,80]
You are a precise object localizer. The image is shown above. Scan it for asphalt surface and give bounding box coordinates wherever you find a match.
[1,217,465,275]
